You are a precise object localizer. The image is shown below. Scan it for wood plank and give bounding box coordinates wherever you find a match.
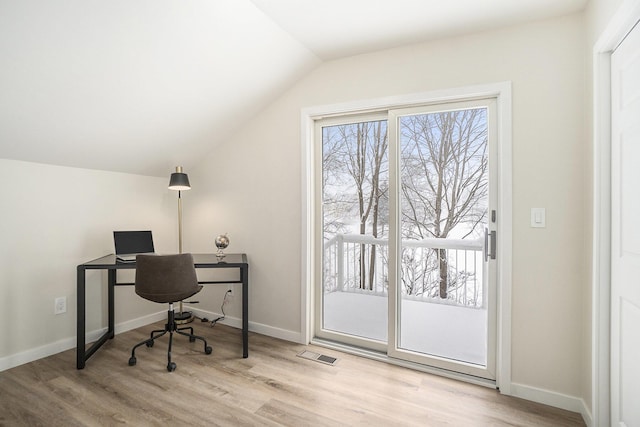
[0,321,585,426]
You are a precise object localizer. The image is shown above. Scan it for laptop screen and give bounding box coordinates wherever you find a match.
[113,231,155,255]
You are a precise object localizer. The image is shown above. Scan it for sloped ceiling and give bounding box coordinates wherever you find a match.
[0,0,587,177]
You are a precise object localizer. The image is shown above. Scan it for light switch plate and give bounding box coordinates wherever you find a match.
[54,296,67,314]
[531,208,546,228]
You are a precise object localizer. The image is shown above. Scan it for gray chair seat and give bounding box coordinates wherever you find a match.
[128,253,212,372]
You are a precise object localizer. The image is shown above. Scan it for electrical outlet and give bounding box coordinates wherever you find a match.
[54,297,67,315]
[223,286,234,306]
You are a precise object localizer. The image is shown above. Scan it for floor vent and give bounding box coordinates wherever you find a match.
[297,350,338,366]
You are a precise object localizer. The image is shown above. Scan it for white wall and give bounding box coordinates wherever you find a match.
[0,159,177,369]
[587,0,625,40]
[189,13,588,405]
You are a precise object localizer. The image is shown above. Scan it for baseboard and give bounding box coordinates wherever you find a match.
[188,307,302,343]
[510,383,591,425]
[0,311,166,372]
[580,401,594,427]
[0,335,76,373]
[114,311,167,335]
[1,307,303,373]
[248,320,302,343]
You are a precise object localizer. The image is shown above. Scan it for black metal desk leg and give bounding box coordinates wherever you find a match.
[108,269,116,339]
[77,266,86,369]
[242,265,249,358]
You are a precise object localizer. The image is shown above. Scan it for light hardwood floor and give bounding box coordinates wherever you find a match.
[0,321,585,426]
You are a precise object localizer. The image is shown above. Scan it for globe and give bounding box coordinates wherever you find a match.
[215,234,230,249]
[215,234,229,258]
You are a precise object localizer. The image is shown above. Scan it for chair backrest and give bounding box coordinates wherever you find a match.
[135,253,200,303]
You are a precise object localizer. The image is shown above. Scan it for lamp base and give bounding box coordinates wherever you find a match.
[175,310,194,324]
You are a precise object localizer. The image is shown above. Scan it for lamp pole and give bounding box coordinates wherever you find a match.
[168,166,192,323]
[178,189,183,254]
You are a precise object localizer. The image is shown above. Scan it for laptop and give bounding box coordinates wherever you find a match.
[113,230,155,262]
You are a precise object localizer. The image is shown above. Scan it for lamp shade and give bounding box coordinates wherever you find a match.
[168,166,191,191]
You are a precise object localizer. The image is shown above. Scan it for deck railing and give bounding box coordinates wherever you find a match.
[323,233,486,308]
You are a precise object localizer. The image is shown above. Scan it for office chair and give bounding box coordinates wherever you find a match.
[128,253,212,372]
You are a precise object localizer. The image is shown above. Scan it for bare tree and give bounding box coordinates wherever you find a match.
[322,120,388,290]
[322,126,352,236]
[322,108,486,300]
[400,108,488,299]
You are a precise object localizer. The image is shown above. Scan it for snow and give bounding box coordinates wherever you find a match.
[323,291,487,366]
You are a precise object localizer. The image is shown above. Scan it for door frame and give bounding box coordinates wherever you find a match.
[300,81,513,392]
[592,3,640,426]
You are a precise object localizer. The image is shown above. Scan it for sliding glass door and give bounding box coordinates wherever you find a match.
[316,114,389,351]
[388,100,496,379]
[315,99,497,380]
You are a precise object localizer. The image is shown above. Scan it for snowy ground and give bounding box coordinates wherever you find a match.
[323,291,487,366]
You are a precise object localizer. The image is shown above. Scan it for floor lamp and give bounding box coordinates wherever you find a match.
[168,166,193,323]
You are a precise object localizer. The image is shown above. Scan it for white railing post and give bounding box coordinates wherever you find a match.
[337,234,345,291]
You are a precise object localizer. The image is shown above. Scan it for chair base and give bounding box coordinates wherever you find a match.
[129,307,211,372]
[175,310,194,324]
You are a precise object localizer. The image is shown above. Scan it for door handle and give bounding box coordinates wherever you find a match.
[485,228,497,261]
[490,230,497,260]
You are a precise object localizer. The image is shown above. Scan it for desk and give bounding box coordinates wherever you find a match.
[76,253,248,369]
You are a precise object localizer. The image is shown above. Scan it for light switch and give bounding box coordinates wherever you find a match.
[531,208,546,228]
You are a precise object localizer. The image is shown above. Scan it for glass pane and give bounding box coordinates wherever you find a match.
[322,120,389,342]
[398,108,489,366]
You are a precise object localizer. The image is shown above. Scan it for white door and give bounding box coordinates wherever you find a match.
[611,20,640,427]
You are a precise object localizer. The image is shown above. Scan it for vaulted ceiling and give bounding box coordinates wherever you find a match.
[0,0,588,177]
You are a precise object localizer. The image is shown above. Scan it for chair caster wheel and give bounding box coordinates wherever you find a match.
[189,336,196,343]
[128,357,136,366]
[146,340,154,348]
[205,346,212,355]
[167,362,177,372]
